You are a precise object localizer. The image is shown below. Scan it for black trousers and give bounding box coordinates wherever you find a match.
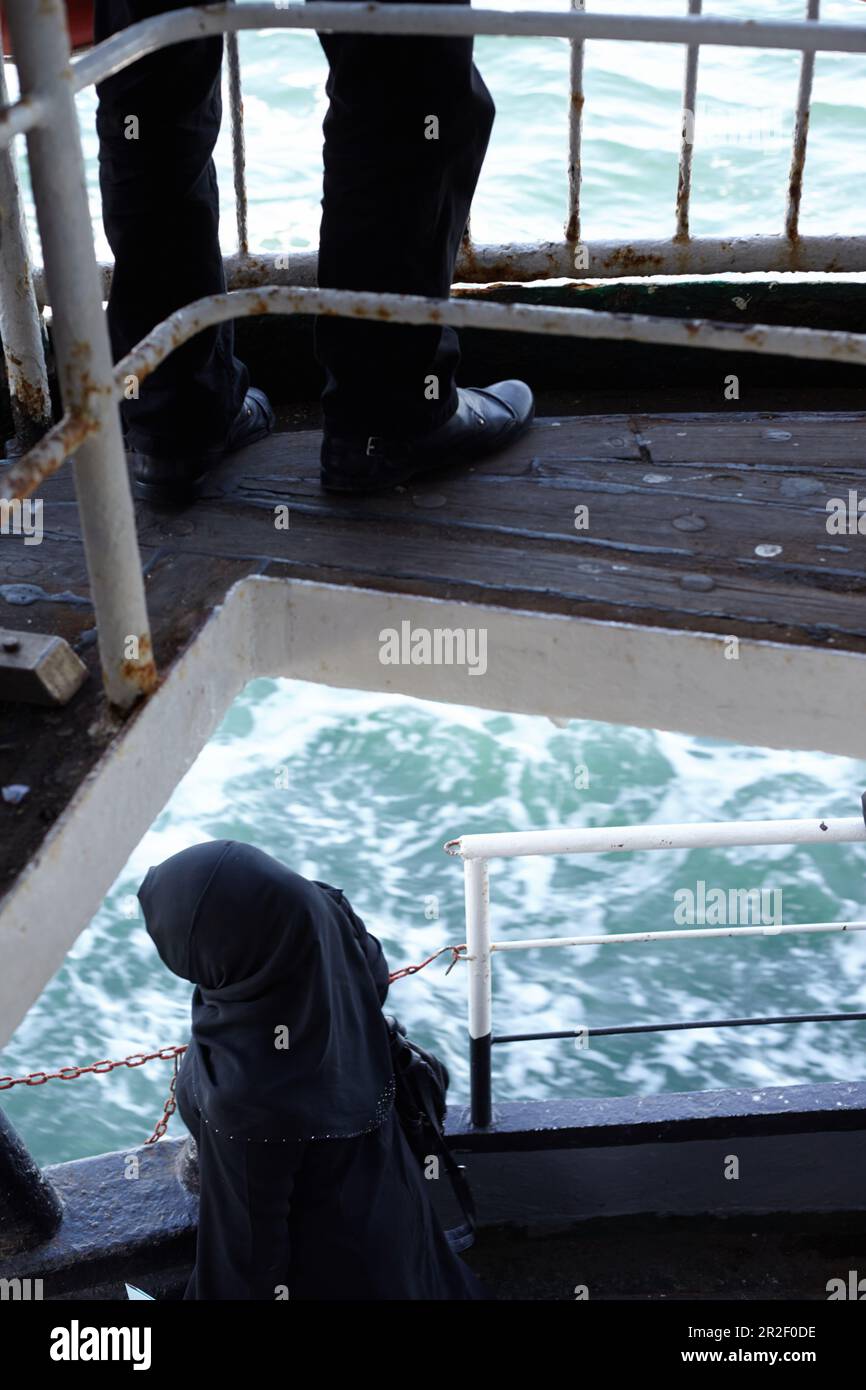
[94,0,495,453]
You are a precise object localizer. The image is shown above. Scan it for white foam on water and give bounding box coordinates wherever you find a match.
[5,678,865,1163]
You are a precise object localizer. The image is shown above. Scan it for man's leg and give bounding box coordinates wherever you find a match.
[314,1,533,491]
[315,2,494,440]
[94,0,248,458]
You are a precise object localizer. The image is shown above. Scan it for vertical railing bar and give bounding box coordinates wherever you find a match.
[0,59,51,454]
[786,0,820,242]
[675,0,702,241]
[461,216,473,258]
[6,0,156,710]
[565,0,585,244]
[226,29,249,258]
[465,857,492,1127]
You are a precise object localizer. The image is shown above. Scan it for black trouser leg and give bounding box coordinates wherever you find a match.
[94,0,247,455]
[315,1,495,439]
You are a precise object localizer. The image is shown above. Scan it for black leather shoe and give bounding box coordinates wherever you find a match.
[320,380,534,494]
[130,387,275,506]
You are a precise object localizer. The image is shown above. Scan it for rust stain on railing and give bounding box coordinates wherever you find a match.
[117,632,158,698]
[597,245,666,274]
[785,0,821,243]
[0,411,97,501]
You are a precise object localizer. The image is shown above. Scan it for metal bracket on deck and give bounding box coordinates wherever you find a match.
[0,627,87,706]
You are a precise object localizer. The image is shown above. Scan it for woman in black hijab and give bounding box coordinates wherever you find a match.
[138,839,482,1300]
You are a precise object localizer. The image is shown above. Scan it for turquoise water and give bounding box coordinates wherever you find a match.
[4,681,866,1165]
[4,2,866,1166]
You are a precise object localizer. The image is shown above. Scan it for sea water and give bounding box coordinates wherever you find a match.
[3,0,866,1164]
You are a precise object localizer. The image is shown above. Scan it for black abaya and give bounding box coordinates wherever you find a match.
[138,840,481,1301]
[176,1073,479,1301]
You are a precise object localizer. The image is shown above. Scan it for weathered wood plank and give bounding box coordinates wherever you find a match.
[633,413,866,468]
[37,495,866,647]
[228,458,863,577]
[19,413,866,647]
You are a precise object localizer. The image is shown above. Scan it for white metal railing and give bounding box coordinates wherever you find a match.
[9,280,866,501]
[2,3,866,707]
[76,0,866,287]
[445,812,866,1124]
[0,61,50,451]
[2,0,153,710]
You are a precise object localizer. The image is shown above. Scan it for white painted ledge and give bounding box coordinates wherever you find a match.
[1,573,865,1046]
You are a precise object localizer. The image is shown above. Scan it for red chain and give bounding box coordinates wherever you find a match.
[388,943,466,982]
[145,1051,180,1145]
[0,1047,189,1143]
[0,946,466,1138]
[0,1045,188,1091]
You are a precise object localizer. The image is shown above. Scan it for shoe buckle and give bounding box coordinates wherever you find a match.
[366,436,385,458]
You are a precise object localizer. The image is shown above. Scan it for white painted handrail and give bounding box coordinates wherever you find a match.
[446,810,866,1123]
[446,815,866,861]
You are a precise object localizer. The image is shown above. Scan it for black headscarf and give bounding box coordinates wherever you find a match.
[138,840,394,1142]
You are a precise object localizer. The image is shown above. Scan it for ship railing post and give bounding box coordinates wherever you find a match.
[785,0,820,242]
[675,0,702,242]
[0,59,51,454]
[5,0,156,709]
[226,27,249,258]
[565,0,585,247]
[0,1105,63,1257]
[465,857,492,1127]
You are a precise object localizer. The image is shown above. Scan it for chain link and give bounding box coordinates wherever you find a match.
[0,1045,188,1092]
[388,943,466,982]
[0,947,465,1139]
[0,1046,188,1142]
[145,1051,180,1145]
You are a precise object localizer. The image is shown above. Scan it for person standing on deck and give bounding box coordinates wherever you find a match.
[139,840,484,1300]
[94,0,534,505]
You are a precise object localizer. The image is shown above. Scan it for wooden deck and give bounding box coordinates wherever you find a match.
[1,406,866,899]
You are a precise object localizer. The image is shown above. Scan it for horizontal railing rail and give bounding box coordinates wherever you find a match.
[26,229,866,304]
[70,4,866,76]
[7,284,866,503]
[445,811,866,1125]
[493,1009,866,1044]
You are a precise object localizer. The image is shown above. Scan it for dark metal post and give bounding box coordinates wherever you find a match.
[0,1106,63,1257]
[470,1035,492,1129]
[465,858,493,1127]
